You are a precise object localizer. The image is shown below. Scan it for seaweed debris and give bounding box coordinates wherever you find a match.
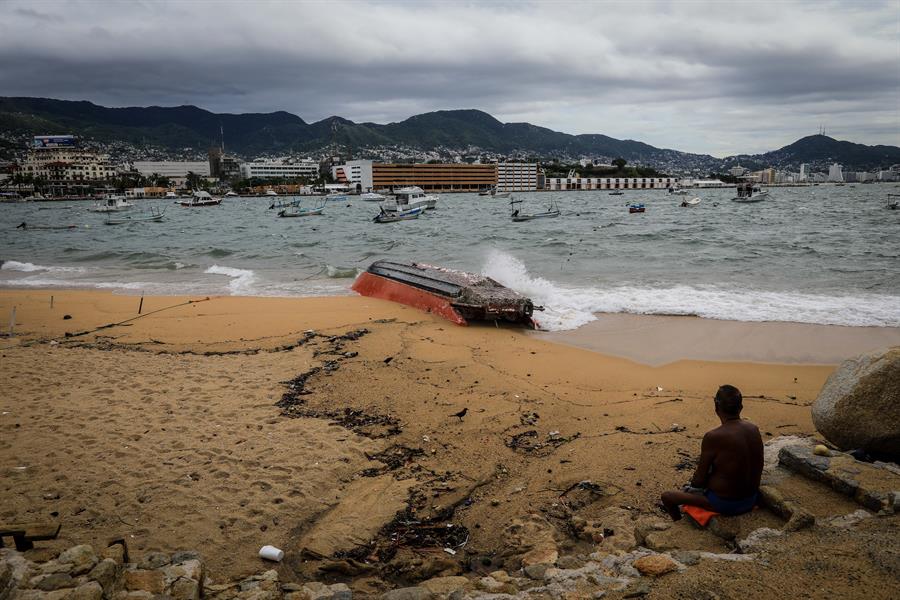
[505,429,581,457]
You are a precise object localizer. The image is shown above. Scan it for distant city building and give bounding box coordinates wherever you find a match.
[545,177,677,191]
[372,163,498,192]
[239,160,319,180]
[132,161,210,178]
[827,163,844,182]
[22,135,118,195]
[496,163,540,191]
[332,160,374,191]
[729,165,747,177]
[208,148,241,180]
[799,163,808,182]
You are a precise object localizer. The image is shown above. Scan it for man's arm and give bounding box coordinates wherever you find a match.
[690,432,716,488]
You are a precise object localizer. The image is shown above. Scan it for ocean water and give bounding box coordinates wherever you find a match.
[2,186,899,331]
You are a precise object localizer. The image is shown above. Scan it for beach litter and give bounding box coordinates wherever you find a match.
[258,545,284,562]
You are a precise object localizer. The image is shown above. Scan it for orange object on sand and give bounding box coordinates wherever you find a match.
[682,504,719,527]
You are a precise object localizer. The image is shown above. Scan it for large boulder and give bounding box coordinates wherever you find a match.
[812,347,900,459]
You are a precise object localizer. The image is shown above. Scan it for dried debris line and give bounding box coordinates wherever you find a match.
[352,260,542,328]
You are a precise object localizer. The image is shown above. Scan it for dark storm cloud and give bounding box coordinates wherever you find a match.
[0,0,896,156]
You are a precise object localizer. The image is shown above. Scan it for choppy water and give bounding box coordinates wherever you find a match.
[2,186,899,331]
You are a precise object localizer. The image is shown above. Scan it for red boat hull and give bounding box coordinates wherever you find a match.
[352,272,468,326]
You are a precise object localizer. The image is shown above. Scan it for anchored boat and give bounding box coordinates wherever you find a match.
[352,260,541,328]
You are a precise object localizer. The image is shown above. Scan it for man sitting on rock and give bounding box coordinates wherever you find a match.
[661,384,763,520]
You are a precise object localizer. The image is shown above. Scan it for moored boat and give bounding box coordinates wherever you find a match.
[680,197,701,207]
[352,260,540,328]
[89,195,135,213]
[373,205,423,223]
[732,183,769,203]
[382,186,438,212]
[510,198,560,222]
[180,190,222,207]
[628,203,646,213]
[105,207,166,225]
[360,192,386,202]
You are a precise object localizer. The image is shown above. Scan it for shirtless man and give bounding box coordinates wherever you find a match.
[661,385,763,520]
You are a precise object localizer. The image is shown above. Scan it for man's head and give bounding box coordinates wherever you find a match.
[714,385,743,418]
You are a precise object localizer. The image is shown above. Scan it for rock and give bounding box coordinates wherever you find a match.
[418,576,470,596]
[137,553,170,570]
[170,552,201,565]
[170,577,201,600]
[88,559,119,596]
[34,573,77,591]
[328,583,352,600]
[101,546,126,566]
[71,582,104,600]
[488,571,510,583]
[556,556,583,570]
[58,545,99,576]
[500,514,558,569]
[632,555,677,577]
[381,587,434,600]
[811,347,900,459]
[622,579,651,598]
[475,577,514,594]
[669,550,699,566]
[523,563,553,580]
[784,506,816,532]
[827,509,873,528]
[736,528,783,552]
[592,508,639,553]
[124,570,165,594]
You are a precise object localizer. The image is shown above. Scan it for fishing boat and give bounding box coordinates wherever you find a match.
[278,199,326,217]
[352,260,541,328]
[265,189,278,196]
[668,187,689,195]
[105,207,166,225]
[373,206,424,223]
[360,192,386,202]
[609,191,624,196]
[325,192,350,202]
[382,186,438,212]
[225,191,239,197]
[88,195,135,213]
[180,190,222,207]
[732,183,769,203]
[628,203,646,213]
[478,187,510,198]
[165,191,178,200]
[680,197,701,207]
[510,198,560,222]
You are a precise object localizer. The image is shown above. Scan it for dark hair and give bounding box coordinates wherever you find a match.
[715,385,743,416]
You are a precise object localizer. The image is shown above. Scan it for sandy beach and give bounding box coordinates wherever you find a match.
[1,289,897,597]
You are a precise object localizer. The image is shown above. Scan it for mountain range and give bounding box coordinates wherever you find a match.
[1,97,898,171]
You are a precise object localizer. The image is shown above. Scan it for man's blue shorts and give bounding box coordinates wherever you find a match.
[704,489,758,515]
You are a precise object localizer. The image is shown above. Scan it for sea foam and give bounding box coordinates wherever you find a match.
[482,250,900,331]
[204,265,257,295]
[1,260,86,273]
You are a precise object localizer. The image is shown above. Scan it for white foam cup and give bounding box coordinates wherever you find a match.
[259,545,284,562]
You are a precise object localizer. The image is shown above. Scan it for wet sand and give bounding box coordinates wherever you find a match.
[0,288,865,585]
[539,312,900,366]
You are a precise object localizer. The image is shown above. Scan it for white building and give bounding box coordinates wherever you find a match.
[545,177,677,191]
[131,161,210,178]
[240,160,319,180]
[798,164,808,182]
[729,165,747,177]
[497,163,539,191]
[332,160,373,191]
[22,136,118,183]
[827,163,844,182]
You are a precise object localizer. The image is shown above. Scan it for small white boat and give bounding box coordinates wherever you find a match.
[326,193,350,202]
[265,190,278,196]
[373,205,424,223]
[277,199,326,217]
[383,186,438,212]
[89,195,135,213]
[180,190,223,207]
[105,207,166,224]
[669,187,689,195]
[732,184,769,203]
[225,191,239,197]
[360,192,386,202]
[165,191,178,199]
[510,198,560,222]
[680,197,701,207]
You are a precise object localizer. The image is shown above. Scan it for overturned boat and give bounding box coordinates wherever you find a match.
[352,260,541,328]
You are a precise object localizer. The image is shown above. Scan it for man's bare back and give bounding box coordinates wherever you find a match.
[661,385,763,520]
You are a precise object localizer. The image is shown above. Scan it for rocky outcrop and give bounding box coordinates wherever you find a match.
[811,347,900,459]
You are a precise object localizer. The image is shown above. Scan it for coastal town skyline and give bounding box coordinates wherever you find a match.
[1,0,897,158]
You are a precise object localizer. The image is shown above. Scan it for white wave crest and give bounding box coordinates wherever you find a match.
[204,265,257,295]
[482,250,900,331]
[1,260,86,273]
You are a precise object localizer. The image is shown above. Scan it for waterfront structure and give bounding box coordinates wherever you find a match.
[239,160,319,180]
[545,176,677,190]
[21,135,118,195]
[132,161,210,178]
[208,148,241,180]
[332,160,374,191]
[828,163,844,182]
[372,163,497,192]
[496,163,540,191]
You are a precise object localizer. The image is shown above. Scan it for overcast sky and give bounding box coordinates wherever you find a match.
[1,0,897,157]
